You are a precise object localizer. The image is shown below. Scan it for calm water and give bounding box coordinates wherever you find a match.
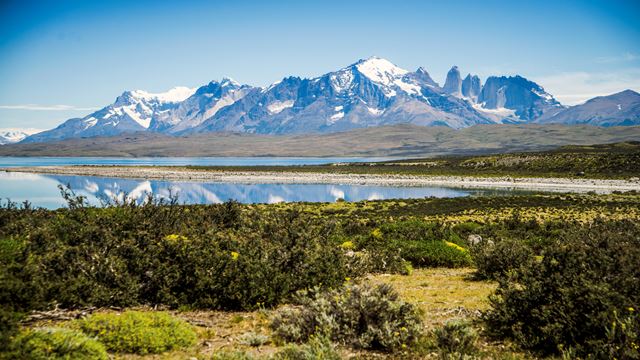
[0,172,519,209]
[0,156,396,167]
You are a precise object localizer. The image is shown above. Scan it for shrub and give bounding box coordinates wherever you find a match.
[76,311,197,354]
[484,220,640,356]
[272,336,341,360]
[10,327,108,360]
[471,238,534,280]
[270,283,423,352]
[0,236,45,351]
[210,351,255,360]
[239,332,270,347]
[433,321,478,356]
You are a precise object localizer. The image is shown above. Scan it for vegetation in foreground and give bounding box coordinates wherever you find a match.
[1,190,639,358]
[184,141,640,179]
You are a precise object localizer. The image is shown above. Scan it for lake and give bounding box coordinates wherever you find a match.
[0,172,521,209]
[0,156,397,167]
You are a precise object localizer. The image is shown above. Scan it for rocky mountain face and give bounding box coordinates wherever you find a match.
[535,90,640,126]
[461,74,481,101]
[477,76,563,120]
[20,57,637,144]
[443,66,462,96]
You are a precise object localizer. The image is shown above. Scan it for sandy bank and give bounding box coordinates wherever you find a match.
[3,166,639,194]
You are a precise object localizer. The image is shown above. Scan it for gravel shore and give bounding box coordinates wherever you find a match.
[3,166,640,194]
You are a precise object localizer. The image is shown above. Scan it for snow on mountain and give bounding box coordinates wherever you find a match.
[0,128,42,145]
[189,57,491,134]
[23,86,195,143]
[18,56,640,144]
[355,56,408,85]
[149,79,253,133]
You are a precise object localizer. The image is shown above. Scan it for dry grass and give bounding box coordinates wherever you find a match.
[368,268,497,329]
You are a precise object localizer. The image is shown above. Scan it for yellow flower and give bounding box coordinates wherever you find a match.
[340,241,354,250]
[371,228,383,239]
[230,251,239,260]
[444,241,467,252]
[629,307,635,312]
[164,234,188,242]
[344,277,351,282]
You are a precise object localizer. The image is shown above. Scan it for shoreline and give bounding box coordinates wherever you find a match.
[3,166,640,194]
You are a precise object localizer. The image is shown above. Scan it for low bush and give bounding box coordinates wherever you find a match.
[432,321,478,356]
[76,311,197,354]
[270,282,423,352]
[9,327,108,360]
[239,332,270,347]
[210,351,255,360]
[354,221,472,270]
[484,220,640,357]
[272,336,342,360]
[393,238,472,268]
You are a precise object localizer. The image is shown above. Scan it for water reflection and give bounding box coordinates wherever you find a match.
[0,172,515,209]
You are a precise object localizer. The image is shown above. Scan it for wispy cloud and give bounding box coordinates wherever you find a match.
[533,68,640,105]
[595,52,640,64]
[0,104,98,111]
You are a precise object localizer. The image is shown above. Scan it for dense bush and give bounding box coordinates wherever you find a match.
[484,220,640,357]
[76,311,196,354]
[432,321,478,356]
[0,198,350,311]
[9,327,108,360]
[270,282,423,351]
[471,238,534,280]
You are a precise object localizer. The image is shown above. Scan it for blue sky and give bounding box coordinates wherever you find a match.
[1,0,639,130]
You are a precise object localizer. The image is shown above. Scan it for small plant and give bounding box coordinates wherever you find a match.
[76,311,197,354]
[210,351,255,360]
[272,336,341,360]
[239,332,270,347]
[11,327,108,360]
[433,321,478,356]
[270,282,423,352]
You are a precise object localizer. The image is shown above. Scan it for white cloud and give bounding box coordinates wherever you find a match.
[533,68,640,105]
[595,53,640,64]
[0,104,98,111]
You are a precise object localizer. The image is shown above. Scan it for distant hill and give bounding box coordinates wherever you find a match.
[3,124,640,158]
[535,90,640,126]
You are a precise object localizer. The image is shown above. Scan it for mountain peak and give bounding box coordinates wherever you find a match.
[124,86,196,103]
[220,77,240,87]
[352,56,408,85]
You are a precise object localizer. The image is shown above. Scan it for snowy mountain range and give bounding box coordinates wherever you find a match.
[19,57,640,144]
[0,128,42,145]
